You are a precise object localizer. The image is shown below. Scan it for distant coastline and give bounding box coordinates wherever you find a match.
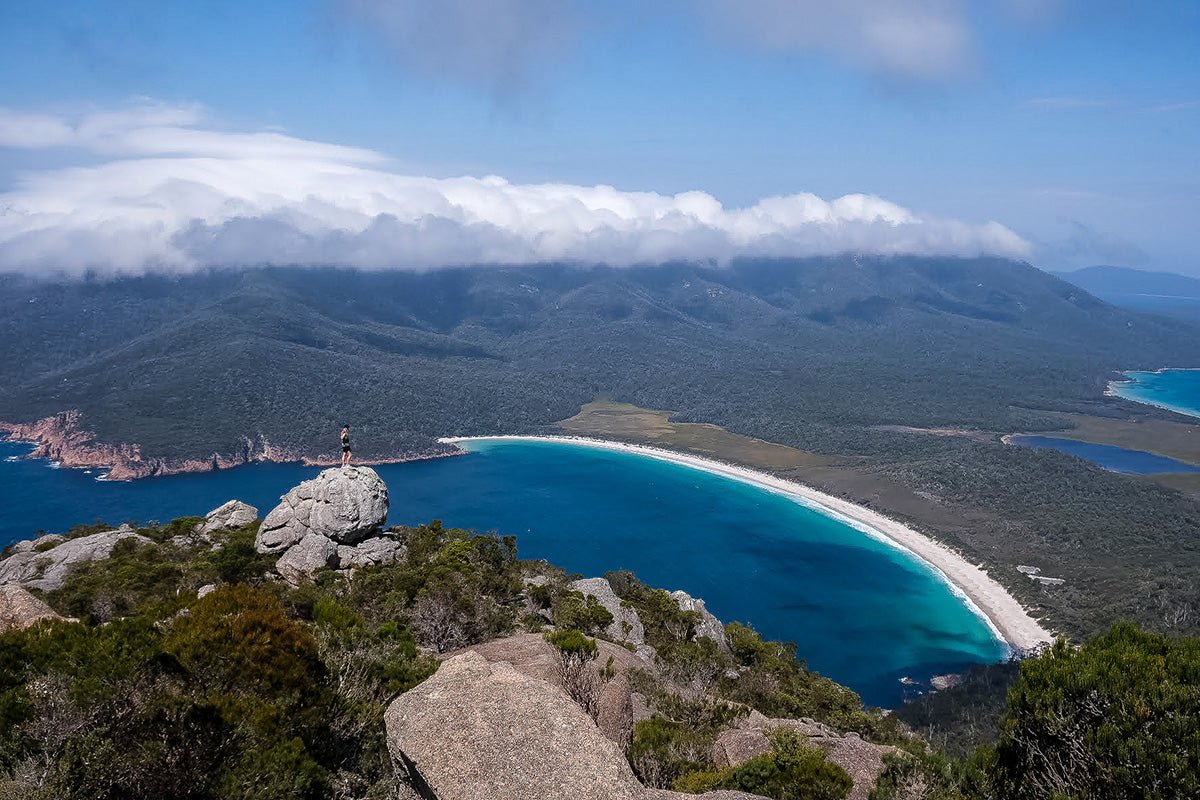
[442,434,1055,654]
[1106,368,1200,420]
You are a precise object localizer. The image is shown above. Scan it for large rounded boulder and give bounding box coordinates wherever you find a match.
[256,466,388,553]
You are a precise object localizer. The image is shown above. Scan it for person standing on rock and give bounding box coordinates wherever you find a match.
[341,424,352,467]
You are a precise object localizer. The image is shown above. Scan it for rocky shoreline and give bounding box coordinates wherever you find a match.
[0,410,459,481]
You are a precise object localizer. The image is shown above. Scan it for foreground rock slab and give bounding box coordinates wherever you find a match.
[452,632,655,747]
[386,650,766,800]
[386,651,646,800]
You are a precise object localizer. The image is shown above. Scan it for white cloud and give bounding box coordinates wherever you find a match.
[695,0,977,83]
[0,104,1030,275]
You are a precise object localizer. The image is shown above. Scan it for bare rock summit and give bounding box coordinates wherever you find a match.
[256,466,388,553]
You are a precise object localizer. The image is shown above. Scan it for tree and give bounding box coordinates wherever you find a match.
[992,622,1200,800]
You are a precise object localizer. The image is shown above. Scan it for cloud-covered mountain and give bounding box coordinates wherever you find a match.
[0,104,1030,276]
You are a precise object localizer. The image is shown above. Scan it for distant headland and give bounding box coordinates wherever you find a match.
[0,411,459,481]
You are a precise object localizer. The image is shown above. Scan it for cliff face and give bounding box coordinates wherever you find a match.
[0,410,300,480]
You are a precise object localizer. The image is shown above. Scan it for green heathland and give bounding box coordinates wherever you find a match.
[3,515,1197,799]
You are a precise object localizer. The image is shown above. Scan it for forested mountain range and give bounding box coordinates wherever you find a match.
[2,256,1196,463]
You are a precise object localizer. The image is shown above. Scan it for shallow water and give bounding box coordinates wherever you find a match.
[0,436,1005,706]
[1110,368,1200,420]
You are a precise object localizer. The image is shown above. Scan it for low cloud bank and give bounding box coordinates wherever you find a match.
[0,105,1030,276]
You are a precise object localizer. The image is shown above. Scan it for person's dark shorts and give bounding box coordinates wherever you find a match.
[342,445,351,453]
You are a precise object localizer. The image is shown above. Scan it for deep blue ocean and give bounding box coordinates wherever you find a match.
[1007,435,1200,474]
[1111,369,1200,419]
[0,436,1005,706]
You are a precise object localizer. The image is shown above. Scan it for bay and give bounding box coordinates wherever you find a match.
[1110,368,1200,419]
[0,436,1005,706]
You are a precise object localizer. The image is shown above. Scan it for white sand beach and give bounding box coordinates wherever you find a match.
[440,434,1055,653]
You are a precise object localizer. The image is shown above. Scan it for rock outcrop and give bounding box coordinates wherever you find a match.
[671,589,731,653]
[255,467,401,582]
[337,536,405,569]
[0,585,66,632]
[257,466,388,553]
[712,718,896,800]
[572,577,646,647]
[0,525,152,591]
[275,533,339,584]
[384,651,762,800]
[9,534,66,554]
[198,499,258,536]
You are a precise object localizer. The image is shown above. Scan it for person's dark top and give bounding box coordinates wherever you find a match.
[341,430,350,452]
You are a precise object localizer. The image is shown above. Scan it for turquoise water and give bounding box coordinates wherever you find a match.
[1111,369,1200,419]
[1007,435,1200,474]
[0,436,1005,706]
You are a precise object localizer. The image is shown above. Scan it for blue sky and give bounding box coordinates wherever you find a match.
[0,1,1196,274]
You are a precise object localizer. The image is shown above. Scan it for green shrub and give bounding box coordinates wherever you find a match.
[166,585,327,713]
[868,746,991,800]
[48,538,184,623]
[141,516,206,544]
[545,629,602,715]
[673,768,728,792]
[606,573,699,648]
[991,622,1200,800]
[720,728,852,800]
[629,716,715,789]
[202,528,273,584]
[551,590,614,636]
[718,622,903,744]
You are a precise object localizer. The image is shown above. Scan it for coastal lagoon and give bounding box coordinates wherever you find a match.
[1110,369,1200,419]
[0,436,1005,706]
[1006,435,1200,474]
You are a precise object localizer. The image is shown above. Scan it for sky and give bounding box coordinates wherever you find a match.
[0,0,1196,275]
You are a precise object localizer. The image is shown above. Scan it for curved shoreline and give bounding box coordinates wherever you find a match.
[1106,369,1200,421]
[441,434,1055,654]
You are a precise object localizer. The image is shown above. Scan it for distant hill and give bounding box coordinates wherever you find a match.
[2,256,1198,464]
[1051,265,1200,320]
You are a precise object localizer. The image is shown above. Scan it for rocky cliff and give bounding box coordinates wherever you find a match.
[0,410,299,480]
